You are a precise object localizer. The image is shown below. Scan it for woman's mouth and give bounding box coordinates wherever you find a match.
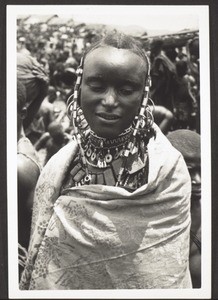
[96,112,120,121]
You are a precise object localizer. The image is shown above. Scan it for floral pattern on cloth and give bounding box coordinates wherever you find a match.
[20,125,192,290]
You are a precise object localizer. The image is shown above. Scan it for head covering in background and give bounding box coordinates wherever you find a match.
[17,53,49,128]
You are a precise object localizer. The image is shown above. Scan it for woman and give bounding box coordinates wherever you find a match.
[20,32,192,289]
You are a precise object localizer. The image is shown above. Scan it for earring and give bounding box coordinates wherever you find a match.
[76,107,88,131]
[66,60,84,131]
[144,105,154,129]
[66,94,74,119]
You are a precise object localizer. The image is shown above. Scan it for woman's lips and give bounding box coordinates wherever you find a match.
[96,112,120,121]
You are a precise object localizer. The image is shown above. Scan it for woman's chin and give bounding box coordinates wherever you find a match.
[92,130,120,139]
[90,124,123,139]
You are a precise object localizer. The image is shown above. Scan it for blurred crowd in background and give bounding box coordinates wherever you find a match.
[17,15,200,167]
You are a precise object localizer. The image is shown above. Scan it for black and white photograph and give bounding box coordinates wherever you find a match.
[4,3,213,299]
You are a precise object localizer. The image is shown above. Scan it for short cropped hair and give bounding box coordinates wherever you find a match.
[83,31,150,77]
[167,129,200,161]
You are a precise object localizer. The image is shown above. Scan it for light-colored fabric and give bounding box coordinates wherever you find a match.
[20,126,192,290]
[17,136,41,172]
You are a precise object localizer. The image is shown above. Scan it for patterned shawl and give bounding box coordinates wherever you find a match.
[20,126,192,290]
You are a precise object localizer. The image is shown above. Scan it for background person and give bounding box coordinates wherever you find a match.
[34,121,72,166]
[150,38,177,113]
[152,105,174,135]
[167,129,201,288]
[17,79,41,258]
[173,60,198,130]
[17,52,49,138]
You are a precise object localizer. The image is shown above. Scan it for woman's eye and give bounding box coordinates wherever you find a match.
[89,83,105,92]
[120,87,134,95]
[91,86,104,91]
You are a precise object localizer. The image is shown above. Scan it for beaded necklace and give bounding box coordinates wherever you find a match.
[84,127,133,168]
[62,130,149,191]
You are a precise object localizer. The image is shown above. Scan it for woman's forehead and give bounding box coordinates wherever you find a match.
[83,46,147,80]
[84,46,146,67]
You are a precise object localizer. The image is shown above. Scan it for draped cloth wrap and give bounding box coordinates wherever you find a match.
[20,126,192,290]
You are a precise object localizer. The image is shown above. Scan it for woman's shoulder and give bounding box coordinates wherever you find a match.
[17,137,41,171]
[148,124,189,182]
[148,124,177,153]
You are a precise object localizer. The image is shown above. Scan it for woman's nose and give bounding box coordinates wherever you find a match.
[102,89,118,107]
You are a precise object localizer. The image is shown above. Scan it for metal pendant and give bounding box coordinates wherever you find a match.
[86,148,92,157]
[105,152,113,163]
[84,174,92,184]
[91,151,96,161]
[97,159,107,168]
[119,148,125,157]
[114,147,120,159]
[83,144,88,151]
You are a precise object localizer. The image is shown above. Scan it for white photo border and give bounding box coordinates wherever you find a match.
[7,4,211,299]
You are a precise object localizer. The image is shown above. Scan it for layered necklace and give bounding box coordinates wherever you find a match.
[62,127,149,191]
[85,127,133,169]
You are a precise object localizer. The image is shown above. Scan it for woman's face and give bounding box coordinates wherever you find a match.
[80,46,147,138]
